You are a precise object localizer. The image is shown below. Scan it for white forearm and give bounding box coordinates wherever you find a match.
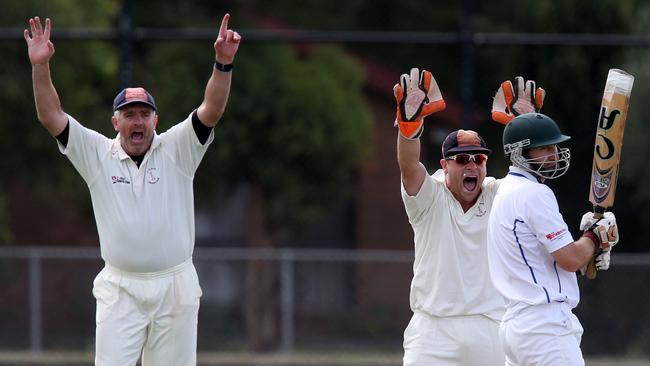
[32,63,67,136]
[397,134,426,196]
[196,67,232,127]
[553,237,597,272]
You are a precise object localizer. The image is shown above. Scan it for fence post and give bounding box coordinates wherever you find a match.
[280,251,295,353]
[28,249,42,352]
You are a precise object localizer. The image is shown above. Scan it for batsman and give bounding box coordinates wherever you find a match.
[24,14,240,365]
[487,110,620,365]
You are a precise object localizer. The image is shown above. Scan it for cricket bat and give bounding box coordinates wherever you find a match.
[586,68,634,279]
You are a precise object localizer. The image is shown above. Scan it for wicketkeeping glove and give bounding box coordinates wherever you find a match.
[492,76,545,125]
[393,68,446,139]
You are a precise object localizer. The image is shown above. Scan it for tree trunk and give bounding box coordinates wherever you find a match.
[244,185,280,352]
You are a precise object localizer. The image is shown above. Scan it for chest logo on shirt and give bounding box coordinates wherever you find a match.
[111,176,131,185]
[475,196,487,217]
[147,167,160,184]
[545,228,567,241]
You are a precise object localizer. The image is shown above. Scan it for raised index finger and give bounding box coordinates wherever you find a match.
[219,13,230,37]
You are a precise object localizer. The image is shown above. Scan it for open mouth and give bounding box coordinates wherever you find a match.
[463,176,478,192]
[131,132,144,143]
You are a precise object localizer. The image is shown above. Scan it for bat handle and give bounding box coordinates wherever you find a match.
[585,207,605,279]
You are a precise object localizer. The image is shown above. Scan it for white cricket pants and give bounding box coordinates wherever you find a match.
[403,312,505,366]
[500,302,585,366]
[92,259,202,366]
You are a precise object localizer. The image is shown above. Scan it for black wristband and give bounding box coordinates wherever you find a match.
[214,61,233,72]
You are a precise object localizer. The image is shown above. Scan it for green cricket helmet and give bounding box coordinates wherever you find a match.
[502,113,571,179]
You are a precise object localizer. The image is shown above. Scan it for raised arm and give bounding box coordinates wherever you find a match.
[397,134,427,196]
[394,68,446,196]
[24,17,68,136]
[196,13,241,127]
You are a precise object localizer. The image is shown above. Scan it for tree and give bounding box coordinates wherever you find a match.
[142,41,371,349]
[0,0,120,245]
[620,2,650,249]
[4,0,648,352]
[3,0,372,349]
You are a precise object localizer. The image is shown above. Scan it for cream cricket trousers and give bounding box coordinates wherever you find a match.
[500,302,585,366]
[92,259,202,366]
[403,312,505,366]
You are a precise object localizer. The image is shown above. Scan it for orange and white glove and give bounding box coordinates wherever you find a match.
[393,68,446,139]
[492,76,545,125]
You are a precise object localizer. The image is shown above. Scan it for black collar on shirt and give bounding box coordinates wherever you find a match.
[128,153,145,167]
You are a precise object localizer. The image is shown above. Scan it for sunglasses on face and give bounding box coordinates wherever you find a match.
[445,153,488,165]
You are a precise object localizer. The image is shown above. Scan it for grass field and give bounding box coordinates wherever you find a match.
[0,351,649,366]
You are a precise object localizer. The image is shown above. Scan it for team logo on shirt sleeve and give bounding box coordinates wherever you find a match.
[545,228,567,241]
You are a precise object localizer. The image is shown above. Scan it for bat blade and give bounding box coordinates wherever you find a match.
[586,68,634,279]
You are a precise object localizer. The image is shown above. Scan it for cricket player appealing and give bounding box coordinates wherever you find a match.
[487,112,619,365]
[395,70,547,365]
[24,14,240,365]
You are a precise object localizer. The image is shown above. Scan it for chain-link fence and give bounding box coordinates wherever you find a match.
[0,246,649,361]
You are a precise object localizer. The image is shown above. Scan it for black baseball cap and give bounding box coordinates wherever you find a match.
[113,87,157,112]
[442,129,491,158]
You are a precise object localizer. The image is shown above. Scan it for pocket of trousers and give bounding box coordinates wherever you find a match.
[403,315,417,347]
[403,313,435,349]
[560,305,584,336]
[92,271,120,323]
[173,265,203,307]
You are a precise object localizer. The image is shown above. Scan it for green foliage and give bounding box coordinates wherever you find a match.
[144,42,371,231]
[132,0,221,27]
[0,1,121,241]
[3,0,650,247]
[474,0,627,33]
[245,0,462,77]
[619,3,650,236]
[249,0,459,31]
[0,39,118,199]
[0,0,119,26]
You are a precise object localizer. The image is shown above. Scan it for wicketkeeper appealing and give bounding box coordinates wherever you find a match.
[24,14,240,365]
[395,70,549,366]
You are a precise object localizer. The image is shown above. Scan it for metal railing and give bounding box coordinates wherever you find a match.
[2,246,649,354]
[0,246,415,353]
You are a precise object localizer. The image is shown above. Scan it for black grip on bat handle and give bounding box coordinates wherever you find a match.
[593,205,605,219]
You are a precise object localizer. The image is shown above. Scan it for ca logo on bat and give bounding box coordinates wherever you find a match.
[595,106,619,160]
[592,106,620,203]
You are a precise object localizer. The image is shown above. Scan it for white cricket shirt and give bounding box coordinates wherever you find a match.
[401,169,505,320]
[58,113,213,272]
[487,166,578,321]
